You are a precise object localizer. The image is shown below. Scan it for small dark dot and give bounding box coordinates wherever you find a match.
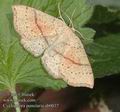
[26,26,28,28]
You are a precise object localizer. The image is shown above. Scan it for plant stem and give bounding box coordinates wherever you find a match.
[10,87,21,112]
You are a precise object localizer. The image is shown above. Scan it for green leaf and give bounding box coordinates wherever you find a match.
[89,6,120,24]
[86,33,120,78]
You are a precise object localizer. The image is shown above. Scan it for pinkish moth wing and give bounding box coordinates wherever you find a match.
[12,5,94,88]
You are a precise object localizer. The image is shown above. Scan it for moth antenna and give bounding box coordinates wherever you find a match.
[69,7,77,28]
[58,3,65,22]
[58,2,74,27]
[71,7,76,19]
[58,4,73,27]
[59,6,77,28]
[59,8,76,30]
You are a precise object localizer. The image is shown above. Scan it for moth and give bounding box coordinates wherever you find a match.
[12,5,94,88]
